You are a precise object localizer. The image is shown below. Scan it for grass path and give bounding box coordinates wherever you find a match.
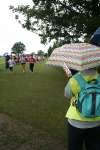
[0,60,69,150]
[0,57,4,64]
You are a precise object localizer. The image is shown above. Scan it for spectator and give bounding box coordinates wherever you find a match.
[8,56,15,72]
[5,55,10,69]
[20,55,26,72]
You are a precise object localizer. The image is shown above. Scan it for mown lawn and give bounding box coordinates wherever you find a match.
[0,59,69,150]
[0,57,4,64]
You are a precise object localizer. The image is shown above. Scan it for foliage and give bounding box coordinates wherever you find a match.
[10,0,100,56]
[11,41,26,54]
[48,41,63,56]
[37,50,45,56]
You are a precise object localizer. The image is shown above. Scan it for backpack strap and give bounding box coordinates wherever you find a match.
[74,73,100,90]
[74,73,87,90]
[97,75,100,83]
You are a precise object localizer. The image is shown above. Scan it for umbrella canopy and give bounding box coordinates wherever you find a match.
[47,43,100,71]
[47,47,72,77]
[47,47,66,67]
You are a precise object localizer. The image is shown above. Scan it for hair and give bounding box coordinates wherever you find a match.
[97,66,100,74]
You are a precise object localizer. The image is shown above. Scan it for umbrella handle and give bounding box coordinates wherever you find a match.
[63,63,72,77]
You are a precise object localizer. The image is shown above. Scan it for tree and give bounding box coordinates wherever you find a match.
[48,41,61,56]
[37,50,44,56]
[10,0,100,46]
[11,41,26,55]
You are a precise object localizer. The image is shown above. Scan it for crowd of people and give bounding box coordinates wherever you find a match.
[5,54,45,72]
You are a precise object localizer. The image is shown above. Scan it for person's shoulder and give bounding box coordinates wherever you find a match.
[69,73,80,87]
[69,72,80,81]
[69,73,81,94]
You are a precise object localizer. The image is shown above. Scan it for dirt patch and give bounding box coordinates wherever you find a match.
[0,113,19,131]
[0,113,67,150]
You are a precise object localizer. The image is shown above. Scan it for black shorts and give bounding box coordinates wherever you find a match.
[67,122,100,150]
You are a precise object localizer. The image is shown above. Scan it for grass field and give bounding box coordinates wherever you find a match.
[0,59,69,150]
[0,57,4,64]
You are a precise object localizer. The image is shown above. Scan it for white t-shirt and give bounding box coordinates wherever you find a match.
[8,59,15,67]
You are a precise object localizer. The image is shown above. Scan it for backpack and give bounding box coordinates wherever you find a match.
[74,74,100,118]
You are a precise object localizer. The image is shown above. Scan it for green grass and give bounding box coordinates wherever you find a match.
[0,60,69,149]
[0,57,4,64]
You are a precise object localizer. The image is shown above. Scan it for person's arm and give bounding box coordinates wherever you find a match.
[64,81,73,99]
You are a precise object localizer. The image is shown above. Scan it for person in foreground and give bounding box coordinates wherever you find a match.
[64,67,100,150]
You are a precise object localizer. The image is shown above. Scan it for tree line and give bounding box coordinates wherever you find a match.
[9,0,100,56]
[11,41,47,57]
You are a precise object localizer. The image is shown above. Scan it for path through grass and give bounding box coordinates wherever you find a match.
[0,60,69,150]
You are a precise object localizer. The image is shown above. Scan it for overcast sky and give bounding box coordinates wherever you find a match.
[0,0,48,55]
